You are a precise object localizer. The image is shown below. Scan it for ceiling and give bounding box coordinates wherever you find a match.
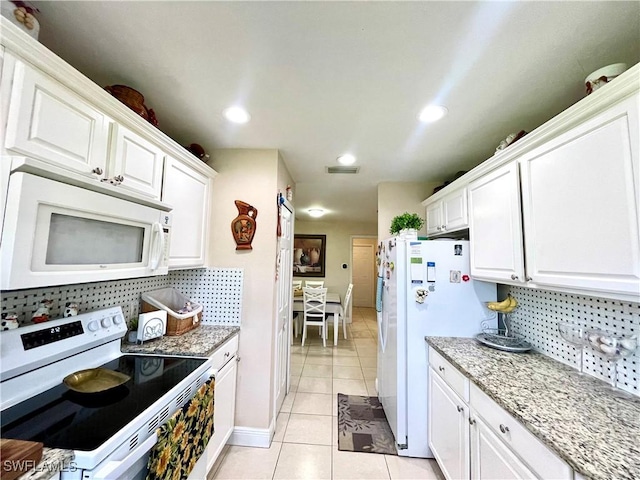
[31,1,640,225]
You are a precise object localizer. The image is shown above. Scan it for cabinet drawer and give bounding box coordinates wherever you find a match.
[469,383,571,480]
[429,347,469,401]
[210,334,239,370]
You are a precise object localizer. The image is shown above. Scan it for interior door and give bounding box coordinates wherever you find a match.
[353,243,375,307]
[274,201,294,415]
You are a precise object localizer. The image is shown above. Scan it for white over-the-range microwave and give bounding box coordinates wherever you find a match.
[1,158,172,290]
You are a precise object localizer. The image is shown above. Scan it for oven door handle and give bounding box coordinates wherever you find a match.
[91,432,158,480]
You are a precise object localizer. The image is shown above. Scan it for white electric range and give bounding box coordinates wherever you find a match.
[0,306,214,480]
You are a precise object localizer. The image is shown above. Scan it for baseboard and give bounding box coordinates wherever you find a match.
[228,420,275,448]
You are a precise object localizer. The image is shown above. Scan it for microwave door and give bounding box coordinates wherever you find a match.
[1,173,169,290]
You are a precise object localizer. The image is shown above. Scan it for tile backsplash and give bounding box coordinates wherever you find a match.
[507,286,639,397]
[0,268,243,328]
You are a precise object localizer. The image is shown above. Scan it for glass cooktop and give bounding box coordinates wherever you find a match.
[1,355,206,451]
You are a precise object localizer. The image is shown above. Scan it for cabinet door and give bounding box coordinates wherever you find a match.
[208,357,237,470]
[426,201,443,235]
[520,94,640,297]
[470,415,536,480]
[468,161,526,284]
[443,188,468,232]
[110,124,164,199]
[162,157,211,268]
[428,368,470,480]
[4,57,109,176]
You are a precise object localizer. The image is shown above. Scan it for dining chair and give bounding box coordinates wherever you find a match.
[337,283,353,340]
[305,280,325,288]
[292,280,302,289]
[302,287,328,347]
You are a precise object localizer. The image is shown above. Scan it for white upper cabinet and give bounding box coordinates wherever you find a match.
[425,187,468,236]
[162,156,212,268]
[3,55,109,176]
[468,162,526,284]
[110,124,165,199]
[519,93,640,297]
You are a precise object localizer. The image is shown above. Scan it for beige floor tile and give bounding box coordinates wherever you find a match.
[301,364,333,378]
[291,364,303,376]
[351,329,374,338]
[280,392,296,413]
[354,338,377,348]
[359,356,377,368]
[362,367,377,379]
[333,366,365,380]
[213,442,282,479]
[333,347,359,357]
[332,450,391,479]
[291,345,309,355]
[283,413,333,445]
[366,379,377,396]
[333,356,361,367]
[289,383,298,393]
[290,375,301,387]
[384,455,445,480]
[291,392,333,415]
[297,376,333,394]
[333,378,368,396]
[356,346,378,357]
[290,353,306,365]
[332,396,338,416]
[273,412,290,442]
[332,418,338,445]
[273,443,332,480]
[304,354,333,366]
[307,346,334,356]
[349,322,370,332]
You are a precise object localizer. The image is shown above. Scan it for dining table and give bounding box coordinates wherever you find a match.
[292,292,343,346]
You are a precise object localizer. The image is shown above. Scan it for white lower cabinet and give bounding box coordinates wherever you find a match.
[188,335,238,480]
[428,348,572,480]
[428,367,470,480]
[470,414,535,480]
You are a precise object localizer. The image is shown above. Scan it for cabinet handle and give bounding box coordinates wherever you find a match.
[441,225,446,231]
[438,366,445,372]
[92,167,104,175]
[236,356,241,363]
[224,351,230,358]
[457,405,463,413]
[499,424,509,434]
[526,276,532,282]
[469,418,476,425]
[510,274,518,280]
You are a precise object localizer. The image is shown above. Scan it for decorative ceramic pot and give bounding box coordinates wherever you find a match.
[309,248,320,266]
[398,228,418,240]
[231,200,258,250]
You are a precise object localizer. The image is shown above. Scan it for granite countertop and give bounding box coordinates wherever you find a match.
[18,448,74,480]
[121,325,239,357]
[426,337,640,480]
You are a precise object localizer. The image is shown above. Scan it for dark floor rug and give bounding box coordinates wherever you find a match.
[337,393,397,455]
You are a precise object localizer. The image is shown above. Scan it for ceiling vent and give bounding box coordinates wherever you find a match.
[326,166,360,174]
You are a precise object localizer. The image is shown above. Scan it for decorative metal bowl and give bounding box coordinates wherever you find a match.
[63,368,130,393]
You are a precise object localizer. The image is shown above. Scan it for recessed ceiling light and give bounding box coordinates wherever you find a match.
[418,105,448,123]
[308,209,325,218]
[223,106,251,124]
[337,154,356,166]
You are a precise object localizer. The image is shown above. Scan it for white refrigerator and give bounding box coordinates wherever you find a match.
[376,237,497,458]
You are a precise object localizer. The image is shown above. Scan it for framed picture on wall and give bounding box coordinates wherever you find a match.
[293,234,326,277]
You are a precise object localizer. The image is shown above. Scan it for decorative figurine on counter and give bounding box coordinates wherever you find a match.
[177,301,193,314]
[1,312,20,331]
[63,302,79,317]
[31,299,53,324]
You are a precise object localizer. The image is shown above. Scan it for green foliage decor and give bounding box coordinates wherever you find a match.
[390,212,425,234]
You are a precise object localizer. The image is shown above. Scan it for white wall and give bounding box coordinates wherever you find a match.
[294,220,377,298]
[207,148,293,435]
[377,181,440,240]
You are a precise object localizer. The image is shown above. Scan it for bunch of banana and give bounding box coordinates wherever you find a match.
[486,295,518,313]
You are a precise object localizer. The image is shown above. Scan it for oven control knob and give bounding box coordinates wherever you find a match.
[112,314,123,325]
[101,317,112,328]
[88,321,99,332]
